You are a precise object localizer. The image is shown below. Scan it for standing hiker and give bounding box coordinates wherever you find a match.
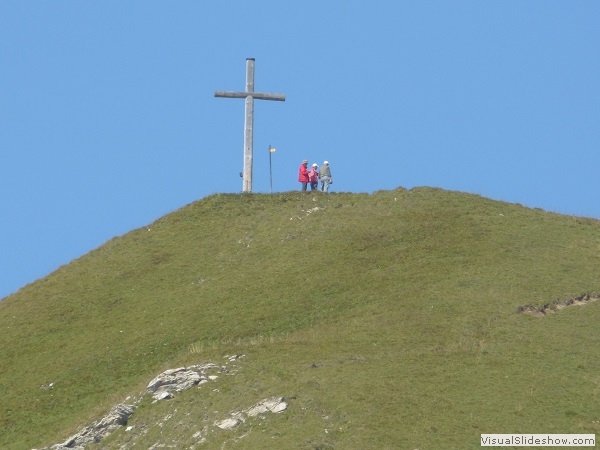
[308,163,319,191]
[298,160,310,191]
[319,161,333,193]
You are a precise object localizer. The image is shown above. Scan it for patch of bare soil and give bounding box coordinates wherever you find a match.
[518,293,599,317]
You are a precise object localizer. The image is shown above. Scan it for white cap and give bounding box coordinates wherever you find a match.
[324,161,329,164]
[312,163,318,167]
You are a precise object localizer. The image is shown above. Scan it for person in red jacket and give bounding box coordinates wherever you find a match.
[298,160,309,191]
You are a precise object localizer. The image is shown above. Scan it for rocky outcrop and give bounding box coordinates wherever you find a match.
[215,397,288,430]
[41,403,135,450]
[36,361,224,449]
[146,363,219,402]
[518,293,599,317]
[35,355,289,449]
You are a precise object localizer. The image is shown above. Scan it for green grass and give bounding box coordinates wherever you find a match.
[1,187,600,449]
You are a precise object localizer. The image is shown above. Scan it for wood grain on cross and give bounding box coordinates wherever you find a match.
[215,58,286,192]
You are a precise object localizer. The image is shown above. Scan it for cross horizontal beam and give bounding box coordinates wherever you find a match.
[214,91,286,101]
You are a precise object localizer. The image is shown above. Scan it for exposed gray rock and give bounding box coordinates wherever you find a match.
[215,416,243,430]
[34,359,288,449]
[152,390,174,401]
[245,397,288,416]
[215,397,288,430]
[36,363,219,449]
[147,363,219,402]
[40,403,135,450]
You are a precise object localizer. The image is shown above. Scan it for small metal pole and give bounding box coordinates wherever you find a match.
[268,145,275,193]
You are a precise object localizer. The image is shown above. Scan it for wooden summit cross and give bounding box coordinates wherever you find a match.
[215,58,286,193]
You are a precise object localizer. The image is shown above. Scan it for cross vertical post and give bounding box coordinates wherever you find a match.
[215,58,286,193]
[243,58,254,193]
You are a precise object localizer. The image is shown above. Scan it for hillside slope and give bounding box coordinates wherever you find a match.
[1,188,599,449]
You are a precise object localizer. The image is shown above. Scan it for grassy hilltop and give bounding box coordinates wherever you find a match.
[1,187,599,449]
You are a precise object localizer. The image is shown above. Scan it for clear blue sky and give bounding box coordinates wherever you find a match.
[1,1,599,299]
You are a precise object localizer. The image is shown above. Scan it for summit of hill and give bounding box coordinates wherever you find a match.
[1,187,599,449]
